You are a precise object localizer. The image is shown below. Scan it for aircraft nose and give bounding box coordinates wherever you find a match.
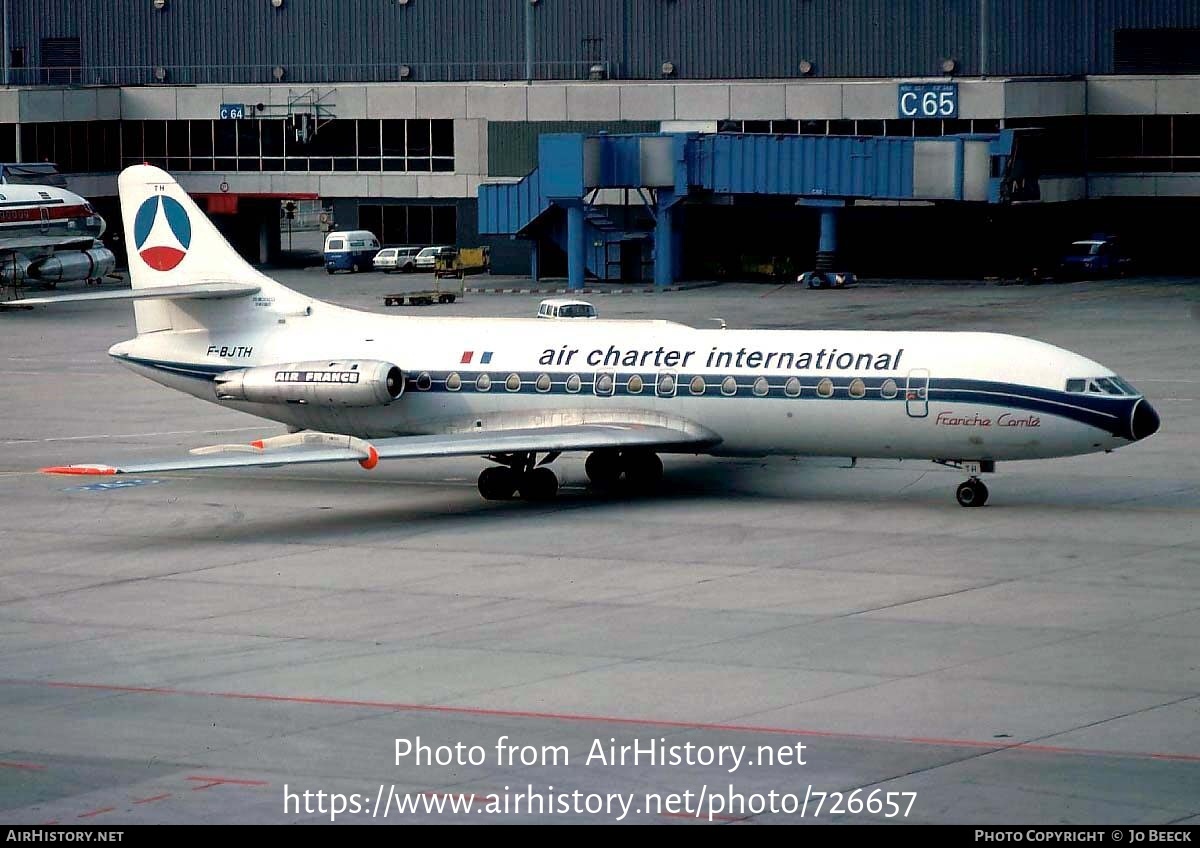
[1130,399,1160,441]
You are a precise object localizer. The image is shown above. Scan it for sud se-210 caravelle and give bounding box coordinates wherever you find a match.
[5,165,1160,507]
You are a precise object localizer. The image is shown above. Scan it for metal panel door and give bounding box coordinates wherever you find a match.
[905,368,930,418]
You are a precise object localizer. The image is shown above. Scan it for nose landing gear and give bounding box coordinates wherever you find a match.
[938,459,993,508]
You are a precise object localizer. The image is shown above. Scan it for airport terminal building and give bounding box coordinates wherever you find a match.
[2,0,1199,279]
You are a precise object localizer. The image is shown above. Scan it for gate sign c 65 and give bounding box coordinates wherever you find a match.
[898,84,958,119]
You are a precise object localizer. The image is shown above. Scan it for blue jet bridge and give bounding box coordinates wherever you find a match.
[477,130,1037,289]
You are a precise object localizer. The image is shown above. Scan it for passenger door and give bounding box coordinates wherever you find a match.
[905,369,930,418]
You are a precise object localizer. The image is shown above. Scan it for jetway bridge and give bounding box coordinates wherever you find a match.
[478,130,1039,288]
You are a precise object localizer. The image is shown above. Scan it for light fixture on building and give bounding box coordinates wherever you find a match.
[271,0,283,7]
[153,65,167,81]
[398,0,410,5]
[272,65,286,81]
[661,61,675,77]
[588,63,607,80]
[152,0,166,9]
[398,64,411,79]
[798,59,813,75]
[941,57,958,75]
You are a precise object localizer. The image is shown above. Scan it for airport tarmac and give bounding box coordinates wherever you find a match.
[0,273,1197,825]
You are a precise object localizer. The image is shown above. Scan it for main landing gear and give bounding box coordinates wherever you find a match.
[938,460,994,508]
[584,448,664,493]
[477,452,560,502]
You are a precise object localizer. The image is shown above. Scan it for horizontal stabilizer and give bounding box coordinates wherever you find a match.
[2,281,260,308]
[41,423,721,476]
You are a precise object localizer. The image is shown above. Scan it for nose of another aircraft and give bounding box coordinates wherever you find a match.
[1130,399,1161,441]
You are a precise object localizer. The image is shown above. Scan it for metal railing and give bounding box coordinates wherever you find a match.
[4,60,614,87]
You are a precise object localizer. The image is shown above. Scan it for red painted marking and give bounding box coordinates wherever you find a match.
[0,760,46,771]
[13,679,1200,764]
[40,465,117,476]
[186,775,269,790]
[358,445,379,470]
[250,440,265,449]
[140,245,186,272]
[132,792,172,804]
[77,806,115,818]
[659,810,744,823]
[460,350,474,364]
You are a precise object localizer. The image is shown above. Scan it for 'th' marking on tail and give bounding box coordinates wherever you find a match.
[133,195,192,271]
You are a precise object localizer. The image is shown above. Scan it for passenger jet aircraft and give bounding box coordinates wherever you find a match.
[3,165,1160,507]
[0,182,114,290]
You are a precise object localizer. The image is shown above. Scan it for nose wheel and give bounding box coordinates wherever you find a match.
[955,478,989,508]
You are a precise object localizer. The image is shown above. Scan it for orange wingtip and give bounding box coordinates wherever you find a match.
[358,446,379,470]
[249,440,265,449]
[41,465,118,476]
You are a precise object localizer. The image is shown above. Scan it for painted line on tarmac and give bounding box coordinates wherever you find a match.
[9,678,1200,765]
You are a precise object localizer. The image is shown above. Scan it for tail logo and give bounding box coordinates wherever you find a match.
[133,195,192,271]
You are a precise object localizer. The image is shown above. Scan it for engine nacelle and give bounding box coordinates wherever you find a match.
[28,247,116,284]
[213,360,405,407]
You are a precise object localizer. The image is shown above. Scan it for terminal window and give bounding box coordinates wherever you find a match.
[101,118,454,173]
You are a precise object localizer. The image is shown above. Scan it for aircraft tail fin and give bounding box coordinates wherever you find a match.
[118,165,309,334]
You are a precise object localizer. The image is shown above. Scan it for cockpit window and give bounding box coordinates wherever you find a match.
[1072,376,1139,396]
[1110,376,1139,395]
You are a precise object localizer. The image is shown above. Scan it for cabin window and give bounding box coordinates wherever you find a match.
[881,378,898,399]
[627,374,644,394]
[1093,377,1124,395]
[1065,379,1086,393]
[657,373,676,397]
[721,376,738,396]
[817,377,834,398]
[784,377,801,397]
[752,377,770,397]
[475,373,492,391]
[566,374,582,393]
[416,372,432,391]
[688,375,706,395]
[536,373,552,392]
[595,372,614,396]
[1110,376,1138,395]
[848,378,866,398]
[445,372,461,391]
[505,373,521,392]
[327,240,344,250]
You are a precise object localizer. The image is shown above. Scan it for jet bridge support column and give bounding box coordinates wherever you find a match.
[566,203,585,291]
[654,190,679,289]
[816,206,838,272]
[529,242,540,284]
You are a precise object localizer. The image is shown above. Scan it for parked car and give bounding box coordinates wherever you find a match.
[324,230,380,274]
[1056,235,1134,279]
[372,246,422,273]
[537,298,598,319]
[413,245,453,271]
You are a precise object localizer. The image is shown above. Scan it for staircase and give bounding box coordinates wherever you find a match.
[479,171,648,281]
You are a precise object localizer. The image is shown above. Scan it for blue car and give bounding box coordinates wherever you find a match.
[1057,235,1134,280]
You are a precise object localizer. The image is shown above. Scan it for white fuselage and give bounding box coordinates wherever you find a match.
[109,300,1148,464]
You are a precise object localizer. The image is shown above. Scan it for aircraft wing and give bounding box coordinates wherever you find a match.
[42,424,722,476]
[3,281,260,307]
[0,236,97,253]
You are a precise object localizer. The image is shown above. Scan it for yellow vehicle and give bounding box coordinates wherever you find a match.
[434,246,490,278]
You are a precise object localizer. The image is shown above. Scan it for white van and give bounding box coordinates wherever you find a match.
[324,230,380,274]
[537,298,598,319]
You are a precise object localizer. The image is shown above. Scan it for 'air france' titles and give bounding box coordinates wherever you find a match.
[539,345,904,372]
[274,370,361,384]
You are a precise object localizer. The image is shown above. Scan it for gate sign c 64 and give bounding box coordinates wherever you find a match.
[898,84,958,119]
[219,103,246,120]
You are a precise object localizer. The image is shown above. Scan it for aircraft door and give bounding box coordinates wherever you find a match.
[905,368,930,418]
[38,206,50,234]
